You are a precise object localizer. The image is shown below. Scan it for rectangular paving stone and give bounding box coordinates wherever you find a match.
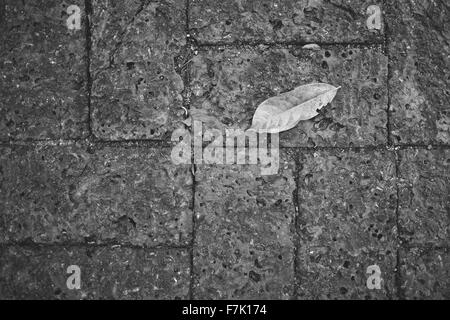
[91,0,187,140]
[0,246,190,299]
[296,150,398,299]
[387,0,450,144]
[190,45,387,147]
[0,143,193,246]
[397,149,449,246]
[400,247,449,300]
[189,0,384,44]
[193,151,296,299]
[0,0,88,141]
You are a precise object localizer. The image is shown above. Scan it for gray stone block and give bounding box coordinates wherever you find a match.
[0,144,193,246]
[0,0,88,140]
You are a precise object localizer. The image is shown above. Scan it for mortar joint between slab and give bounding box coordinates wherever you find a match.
[84,0,93,139]
[188,164,197,300]
[0,241,191,252]
[2,140,450,151]
[196,40,385,49]
[184,0,198,301]
[383,0,393,147]
[393,150,406,299]
[185,0,190,35]
[292,150,303,299]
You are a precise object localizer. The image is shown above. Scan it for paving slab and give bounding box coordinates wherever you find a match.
[0,144,193,246]
[91,0,187,140]
[296,149,397,299]
[387,0,450,144]
[190,45,387,147]
[400,247,449,300]
[0,0,88,140]
[0,246,190,299]
[189,0,384,44]
[397,149,450,246]
[193,151,296,299]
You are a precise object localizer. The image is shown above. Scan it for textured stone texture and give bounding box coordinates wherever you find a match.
[0,246,190,300]
[387,0,450,144]
[190,45,387,147]
[400,247,449,300]
[91,0,187,140]
[0,0,88,141]
[189,0,384,44]
[193,151,296,299]
[296,150,397,299]
[398,149,450,246]
[0,144,193,246]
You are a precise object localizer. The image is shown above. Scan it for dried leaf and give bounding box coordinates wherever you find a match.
[248,83,340,133]
[302,44,321,50]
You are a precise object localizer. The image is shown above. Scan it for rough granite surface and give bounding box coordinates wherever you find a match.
[296,150,397,299]
[387,0,450,144]
[397,149,449,247]
[91,0,187,140]
[193,151,296,299]
[189,0,384,44]
[400,247,449,299]
[0,0,88,140]
[0,246,190,299]
[0,144,193,247]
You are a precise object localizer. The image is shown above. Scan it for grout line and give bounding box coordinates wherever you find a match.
[1,139,450,150]
[0,139,174,148]
[0,241,191,251]
[387,0,404,296]
[383,0,393,146]
[189,164,197,300]
[0,0,4,26]
[185,0,190,34]
[84,0,93,138]
[400,243,450,251]
[1,240,444,255]
[196,40,385,48]
[89,138,175,148]
[394,150,405,300]
[185,0,197,301]
[384,9,399,300]
[382,5,402,299]
[291,150,302,300]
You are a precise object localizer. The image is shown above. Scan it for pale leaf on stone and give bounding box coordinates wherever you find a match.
[248,83,340,134]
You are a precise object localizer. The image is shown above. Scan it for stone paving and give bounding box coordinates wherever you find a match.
[0,0,448,299]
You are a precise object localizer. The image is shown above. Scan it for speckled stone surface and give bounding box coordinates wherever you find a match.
[387,0,450,145]
[190,45,387,147]
[0,0,88,141]
[193,151,296,299]
[0,246,190,300]
[398,149,449,246]
[295,150,398,299]
[0,144,193,246]
[189,0,384,44]
[90,0,187,140]
[400,247,449,300]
